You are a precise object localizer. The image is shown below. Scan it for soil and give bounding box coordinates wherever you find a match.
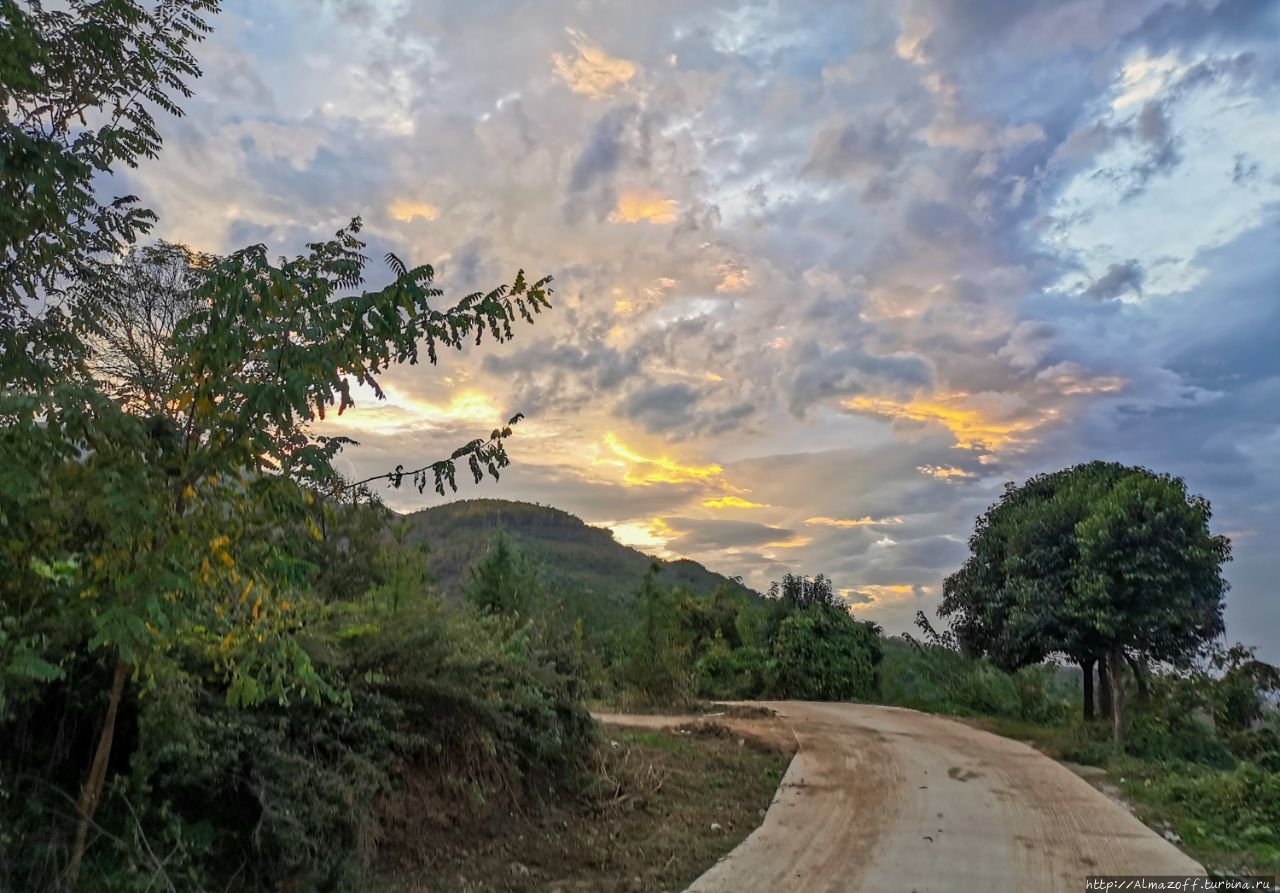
[380,721,793,892]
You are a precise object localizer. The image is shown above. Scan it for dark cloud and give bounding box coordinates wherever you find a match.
[1082,260,1144,301]
[805,115,914,181]
[661,517,800,552]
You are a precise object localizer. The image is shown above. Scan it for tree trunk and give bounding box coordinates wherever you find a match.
[1125,653,1150,709]
[1109,646,1126,744]
[1098,654,1113,721]
[66,659,128,888]
[1081,657,1096,721]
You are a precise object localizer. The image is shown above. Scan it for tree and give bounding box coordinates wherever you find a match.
[1069,470,1230,741]
[1,0,215,303]
[622,564,688,704]
[464,529,542,616]
[938,462,1229,741]
[766,605,882,702]
[2,227,552,883]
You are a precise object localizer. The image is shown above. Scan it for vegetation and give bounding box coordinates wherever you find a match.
[939,461,1230,742]
[602,569,884,709]
[383,723,791,893]
[400,498,757,630]
[0,3,595,889]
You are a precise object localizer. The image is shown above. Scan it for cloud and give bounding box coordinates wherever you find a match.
[125,0,1280,661]
[387,198,439,222]
[609,190,679,224]
[917,465,978,482]
[806,516,904,528]
[704,496,767,509]
[551,29,638,98]
[1082,259,1145,300]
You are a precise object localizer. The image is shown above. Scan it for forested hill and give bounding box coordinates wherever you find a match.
[399,499,758,624]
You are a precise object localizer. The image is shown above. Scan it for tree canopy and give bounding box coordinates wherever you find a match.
[938,461,1230,741]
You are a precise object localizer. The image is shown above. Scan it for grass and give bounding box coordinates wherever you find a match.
[378,723,791,892]
[961,715,1280,877]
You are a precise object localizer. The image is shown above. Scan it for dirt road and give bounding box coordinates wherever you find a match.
[600,702,1202,892]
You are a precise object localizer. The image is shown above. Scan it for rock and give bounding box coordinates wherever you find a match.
[509,862,531,877]
[711,822,724,833]
[1163,830,1181,844]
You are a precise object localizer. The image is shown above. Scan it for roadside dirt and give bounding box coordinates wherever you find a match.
[381,723,790,892]
[609,702,1205,892]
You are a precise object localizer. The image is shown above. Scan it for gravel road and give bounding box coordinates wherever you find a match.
[600,702,1203,892]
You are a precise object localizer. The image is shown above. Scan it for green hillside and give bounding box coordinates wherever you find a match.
[399,498,758,628]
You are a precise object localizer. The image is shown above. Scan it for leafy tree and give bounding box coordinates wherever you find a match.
[766,605,882,702]
[3,227,552,882]
[2,0,218,388]
[939,462,1229,741]
[621,564,688,704]
[464,529,542,616]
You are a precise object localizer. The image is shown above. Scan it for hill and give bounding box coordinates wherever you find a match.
[399,499,758,629]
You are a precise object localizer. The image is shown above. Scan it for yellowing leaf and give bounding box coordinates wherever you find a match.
[307,516,323,542]
[209,535,230,551]
[239,579,254,605]
[251,597,263,621]
[217,550,235,569]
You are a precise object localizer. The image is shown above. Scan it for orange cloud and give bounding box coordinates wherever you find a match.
[703,495,766,509]
[917,465,976,481]
[551,29,637,98]
[805,515,904,528]
[598,433,724,486]
[610,191,679,224]
[388,198,439,222]
[844,392,1055,451]
[848,584,916,603]
[715,264,752,293]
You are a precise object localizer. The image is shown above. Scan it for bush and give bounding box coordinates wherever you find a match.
[878,640,1072,724]
[764,606,881,702]
[0,595,594,892]
[693,638,765,700]
[1150,763,1280,859]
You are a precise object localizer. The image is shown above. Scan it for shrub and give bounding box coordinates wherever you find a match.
[765,606,881,702]
[878,640,1073,724]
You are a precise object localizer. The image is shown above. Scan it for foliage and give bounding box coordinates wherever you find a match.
[618,566,690,706]
[938,461,1230,740]
[606,568,883,707]
[464,529,543,617]
[879,639,1074,724]
[764,605,881,702]
[1,0,216,313]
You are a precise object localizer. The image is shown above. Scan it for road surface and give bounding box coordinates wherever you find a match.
[601,702,1203,892]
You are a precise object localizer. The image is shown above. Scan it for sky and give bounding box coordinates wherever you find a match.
[127,0,1280,658]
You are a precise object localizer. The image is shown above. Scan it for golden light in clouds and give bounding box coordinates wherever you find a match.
[917,464,976,481]
[609,191,679,224]
[715,264,752,293]
[805,515,904,528]
[325,387,497,434]
[608,517,677,553]
[703,495,766,509]
[763,535,812,550]
[388,198,439,222]
[597,433,724,486]
[844,392,1054,451]
[850,584,915,603]
[551,29,637,98]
